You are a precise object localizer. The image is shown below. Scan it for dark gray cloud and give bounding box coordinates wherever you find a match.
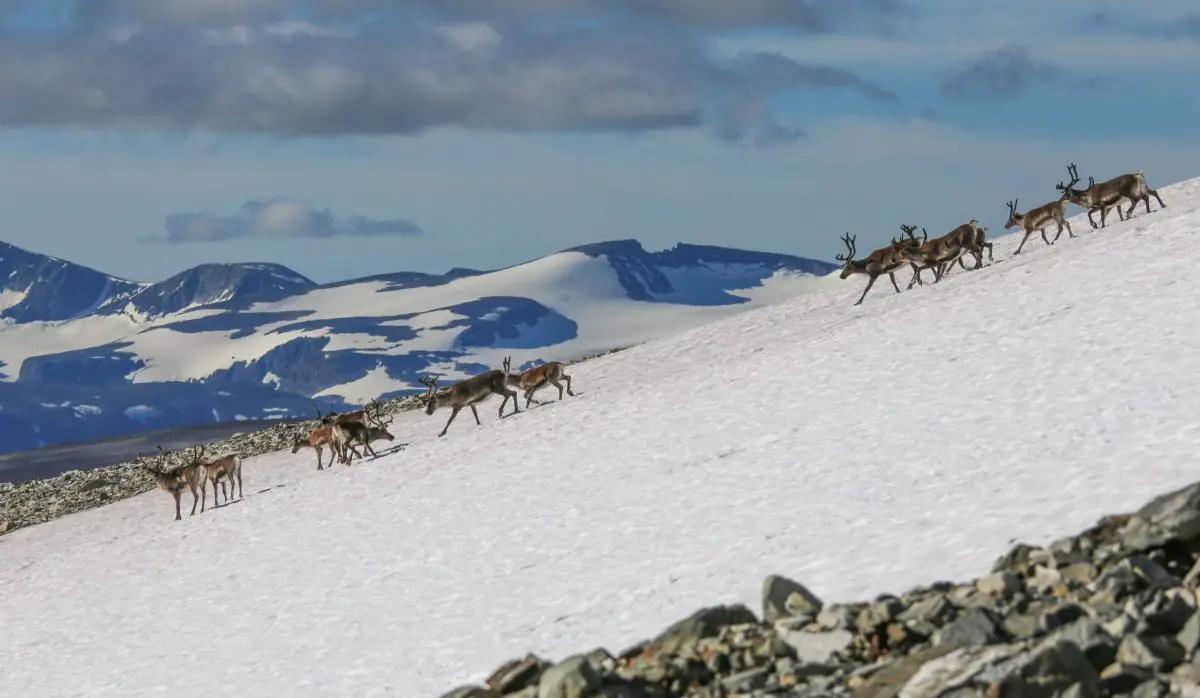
[939,46,1074,101]
[71,0,908,31]
[150,201,424,243]
[0,21,899,143]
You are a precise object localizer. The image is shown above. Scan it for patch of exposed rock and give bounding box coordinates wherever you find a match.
[439,480,1200,697]
[0,395,423,536]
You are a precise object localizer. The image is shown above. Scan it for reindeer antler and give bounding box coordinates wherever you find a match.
[502,356,512,373]
[835,232,857,262]
[1006,199,1018,216]
[365,398,387,427]
[1057,162,1081,192]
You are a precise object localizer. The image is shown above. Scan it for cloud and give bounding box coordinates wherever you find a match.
[73,0,909,31]
[939,46,1079,101]
[150,201,424,243]
[0,4,900,145]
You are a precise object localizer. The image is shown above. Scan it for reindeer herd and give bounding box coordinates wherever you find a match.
[836,162,1168,306]
[136,357,578,520]
[128,161,1170,520]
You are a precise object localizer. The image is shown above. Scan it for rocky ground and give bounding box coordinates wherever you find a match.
[0,394,424,536]
[440,480,1200,698]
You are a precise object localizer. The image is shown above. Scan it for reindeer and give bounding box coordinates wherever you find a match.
[291,424,340,470]
[901,220,986,288]
[316,398,383,427]
[136,445,208,521]
[1004,198,1074,255]
[507,360,575,408]
[835,232,913,306]
[419,357,521,437]
[1056,162,1166,229]
[199,446,244,506]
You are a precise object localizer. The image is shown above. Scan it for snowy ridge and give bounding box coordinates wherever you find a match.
[0,239,836,453]
[1,176,1196,696]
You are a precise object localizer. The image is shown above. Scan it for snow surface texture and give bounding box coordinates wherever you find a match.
[2,177,1199,696]
[0,240,836,453]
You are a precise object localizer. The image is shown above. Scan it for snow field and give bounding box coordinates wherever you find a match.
[1,177,1199,697]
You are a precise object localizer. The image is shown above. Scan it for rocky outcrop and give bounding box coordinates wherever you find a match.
[438,481,1200,697]
[0,394,423,535]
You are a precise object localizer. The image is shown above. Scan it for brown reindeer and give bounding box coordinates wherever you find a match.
[835,232,913,306]
[1056,162,1166,229]
[136,445,208,521]
[901,220,986,288]
[291,424,340,470]
[507,360,576,408]
[199,446,244,506]
[316,398,384,427]
[420,357,521,437]
[1004,198,1074,255]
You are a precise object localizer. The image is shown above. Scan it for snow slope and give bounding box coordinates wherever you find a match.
[1,177,1198,696]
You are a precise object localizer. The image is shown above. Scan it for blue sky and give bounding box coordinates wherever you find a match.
[0,0,1197,284]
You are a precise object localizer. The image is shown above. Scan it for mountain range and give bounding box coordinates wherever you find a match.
[0,237,838,454]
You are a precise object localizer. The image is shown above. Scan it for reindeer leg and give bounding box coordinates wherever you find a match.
[1125,199,1138,220]
[906,263,921,290]
[984,242,994,263]
[469,404,482,424]
[563,373,574,397]
[235,467,242,500]
[504,389,520,416]
[854,274,879,305]
[1013,230,1034,255]
[550,378,566,401]
[1149,187,1166,210]
[173,491,182,521]
[362,439,377,458]
[439,406,464,437]
[1087,208,1099,229]
[1063,219,1074,239]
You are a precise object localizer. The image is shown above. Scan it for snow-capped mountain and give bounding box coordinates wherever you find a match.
[0,238,838,453]
[2,177,1195,697]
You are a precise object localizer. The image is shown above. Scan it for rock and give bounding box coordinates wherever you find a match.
[1128,555,1182,590]
[1116,634,1186,671]
[762,575,823,622]
[1177,612,1200,653]
[485,654,547,694]
[1039,602,1088,633]
[897,644,1019,698]
[976,571,1021,598]
[1122,482,1200,551]
[721,665,771,692]
[933,607,1004,648]
[777,627,854,664]
[1101,663,1156,695]
[649,604,759,655]
[1031,565,1064,594]
[899,594,954,627]
[438,686,497,698]
[538,655,600,698]
[816,604,859,631]
[973,638,1102,697]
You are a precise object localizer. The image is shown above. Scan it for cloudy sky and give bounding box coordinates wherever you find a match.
[0,0,1197,283]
